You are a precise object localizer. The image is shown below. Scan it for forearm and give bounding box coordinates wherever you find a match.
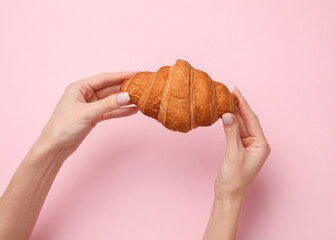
[0,138,66,240]
[203,195,243,240]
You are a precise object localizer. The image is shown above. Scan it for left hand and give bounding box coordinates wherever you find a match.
[36,72,139,160]
[215,87,271,201]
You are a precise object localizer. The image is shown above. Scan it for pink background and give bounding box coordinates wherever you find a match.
[1,0,334,239]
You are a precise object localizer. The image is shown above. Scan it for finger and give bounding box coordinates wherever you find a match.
[86,92,131,120]
[82,72,137,91]
[222,113,244,154]
[86,84,122,103]
[95,84,122,99]
[88,100,134,107]
[233,109,249,138]
[232,87,265,139]
[102,106,139,120]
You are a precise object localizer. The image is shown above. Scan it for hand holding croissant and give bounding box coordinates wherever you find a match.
[121,59,238,132]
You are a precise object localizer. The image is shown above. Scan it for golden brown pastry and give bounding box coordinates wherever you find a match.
[120,59,238,133]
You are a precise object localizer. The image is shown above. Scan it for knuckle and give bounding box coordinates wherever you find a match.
[261,142,271,157]
[65,82,77,91]
[251,113,259,122]
[104,96,116,110]
[265,143,271,155]
[225,126,239,138]
[244,113,259,125]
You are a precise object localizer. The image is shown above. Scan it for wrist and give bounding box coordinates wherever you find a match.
[30,135,68,165]
[214,191,245,207]
[215,180,247,204]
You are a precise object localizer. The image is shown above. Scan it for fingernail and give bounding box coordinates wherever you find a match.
[222,113,234,125]
[116,92,130,104]
[233,86,239,91]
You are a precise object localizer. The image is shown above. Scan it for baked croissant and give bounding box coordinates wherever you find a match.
[120,59,238,133]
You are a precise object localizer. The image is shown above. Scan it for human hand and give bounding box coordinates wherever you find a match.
[215,87,271,201]
[36,72,139,161]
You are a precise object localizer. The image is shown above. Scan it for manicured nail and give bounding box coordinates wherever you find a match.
[222,113,234,125]
[233,86,239,91]
[116,92,130,104]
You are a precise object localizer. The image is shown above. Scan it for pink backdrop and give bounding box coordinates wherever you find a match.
[1,0,334,239]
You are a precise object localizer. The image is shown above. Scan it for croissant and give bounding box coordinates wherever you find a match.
[120,59,238,133]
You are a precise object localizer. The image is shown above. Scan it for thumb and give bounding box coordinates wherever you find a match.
[222,113,243,152]
[88,92,131,119]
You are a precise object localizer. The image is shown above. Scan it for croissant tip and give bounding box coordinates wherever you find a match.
[175,59,188,64]
[233,94,239,105]
[229,93,239,111]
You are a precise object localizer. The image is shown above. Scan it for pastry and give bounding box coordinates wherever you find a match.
[120,59,238,133]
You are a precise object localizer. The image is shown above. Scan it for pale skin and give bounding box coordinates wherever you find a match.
[0,73,270,240]
[203,87,271,240]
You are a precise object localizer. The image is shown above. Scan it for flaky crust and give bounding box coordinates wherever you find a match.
[121,59,238,133]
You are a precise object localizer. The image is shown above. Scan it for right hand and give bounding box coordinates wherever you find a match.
[215,87,271,201]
